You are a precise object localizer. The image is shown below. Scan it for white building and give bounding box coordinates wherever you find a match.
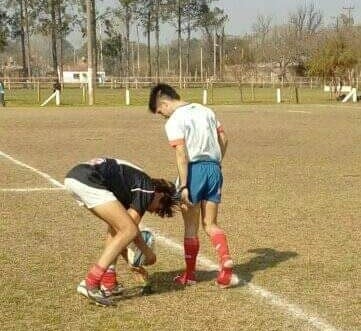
[62,65,106,84]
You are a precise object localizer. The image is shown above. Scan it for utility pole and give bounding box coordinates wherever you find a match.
[86,0,96,105]
[213,30,217,79]
[200,46,203,82]
[131,41,135,77]
[167,46,170,76]
[155,0,160,82]
[343,5,355,26]
[178,0,182,87]
[99,22,104,71]
[24,0,31,77]
[50,0,57,76]
[19,0,27,78]
[219,42,222,80]
[136,25,140,78]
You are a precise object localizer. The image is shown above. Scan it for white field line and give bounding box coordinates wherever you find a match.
[1,150,342,331]
[287,110,312,114]
[0,187,65,192]
[144,227,342,331]
[0,150,64,188]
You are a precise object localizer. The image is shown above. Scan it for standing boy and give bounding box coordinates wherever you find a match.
[149,84,239,288]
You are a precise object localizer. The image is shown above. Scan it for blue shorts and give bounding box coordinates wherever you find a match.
[187,160,223,204]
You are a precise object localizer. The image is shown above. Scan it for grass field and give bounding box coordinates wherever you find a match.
[0,104,360,330]
[2,85,334,107]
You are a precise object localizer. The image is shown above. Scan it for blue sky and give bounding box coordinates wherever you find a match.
[215,0,359,35]
[69,0,359,47]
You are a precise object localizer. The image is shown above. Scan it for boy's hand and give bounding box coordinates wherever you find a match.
[130,265,149,283]
[180,187,192,206]
[144,251,156,266]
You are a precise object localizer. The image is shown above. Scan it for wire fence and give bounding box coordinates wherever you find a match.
[0,76,358,107]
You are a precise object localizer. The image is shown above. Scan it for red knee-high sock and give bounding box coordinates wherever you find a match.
[100,265,117,290]
[210,229,232,269]
[184,237,199,275]
[86,264,106,290]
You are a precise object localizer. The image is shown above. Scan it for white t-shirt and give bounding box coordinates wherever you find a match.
[165,103,224,163]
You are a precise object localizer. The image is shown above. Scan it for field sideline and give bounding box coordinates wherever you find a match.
[3,85,337,107]
[0,104,360,330]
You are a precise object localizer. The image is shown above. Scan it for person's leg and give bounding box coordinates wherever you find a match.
[175,162,207,285]
[174,204,201,285]
[64,177,133,304]
[85,200,137,299]
[201,201,232,266]
[201,200,238,288]
[99,226,125,295]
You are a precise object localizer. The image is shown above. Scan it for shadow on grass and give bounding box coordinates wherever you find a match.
[112,248,298,302]
[145,247,297,295]
[234,248,298,283]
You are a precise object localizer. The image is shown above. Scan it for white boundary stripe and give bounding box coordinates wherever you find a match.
[287,110,312,114]
[143,228,342,331]
[1,150,342,331]
[0,150,64,188]
[0,187,65,192]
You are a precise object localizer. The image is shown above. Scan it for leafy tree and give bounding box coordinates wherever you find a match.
[0,9,9,52]
[288,2,323,68]
[182,0,206,76]
[5,0,30,76]
[118,0,138,79]
[195,1,228,77]
[102,34,124,76]
[307,34,358,92]
[134,0,155,78]
[252,14,272,62]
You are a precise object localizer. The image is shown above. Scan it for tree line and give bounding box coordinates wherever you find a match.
[0,1,360,87]
[0,0,228,80]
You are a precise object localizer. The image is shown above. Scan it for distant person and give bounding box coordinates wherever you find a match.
[0,80,5,106]
[64,157,178,306]
[148,83,239,289]
[53,79,61,93]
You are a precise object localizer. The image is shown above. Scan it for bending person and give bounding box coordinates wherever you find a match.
[64,157,178,306]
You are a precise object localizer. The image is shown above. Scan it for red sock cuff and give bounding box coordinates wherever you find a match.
[209,228,225,237]
[211,233,225,245]
[91,264,106,277]
[184,237,199,246]
[101,269,117,289]
[184,237,200,254]
[86,264,106,289]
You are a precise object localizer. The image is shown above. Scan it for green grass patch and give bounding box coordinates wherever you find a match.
[2,85,336,107]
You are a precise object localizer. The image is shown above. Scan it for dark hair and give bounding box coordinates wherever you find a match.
[148,83,180,113]
[151,178,179,217]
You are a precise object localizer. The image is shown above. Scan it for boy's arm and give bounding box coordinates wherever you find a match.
[127,208,156,265]
[218,130,228,159]
[175,144,192,206]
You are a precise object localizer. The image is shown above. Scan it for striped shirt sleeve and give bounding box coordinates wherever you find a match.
[130,178,155,216]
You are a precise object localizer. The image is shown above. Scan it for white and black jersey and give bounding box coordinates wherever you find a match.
[65,158,155,216]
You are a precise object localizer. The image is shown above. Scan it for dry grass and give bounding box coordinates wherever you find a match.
[0,104,360,330]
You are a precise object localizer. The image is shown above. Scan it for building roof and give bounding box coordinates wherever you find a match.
[63,64,88,72]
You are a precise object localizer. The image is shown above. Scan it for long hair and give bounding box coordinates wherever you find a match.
[148,83,180,113]
[152,178,179,217]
